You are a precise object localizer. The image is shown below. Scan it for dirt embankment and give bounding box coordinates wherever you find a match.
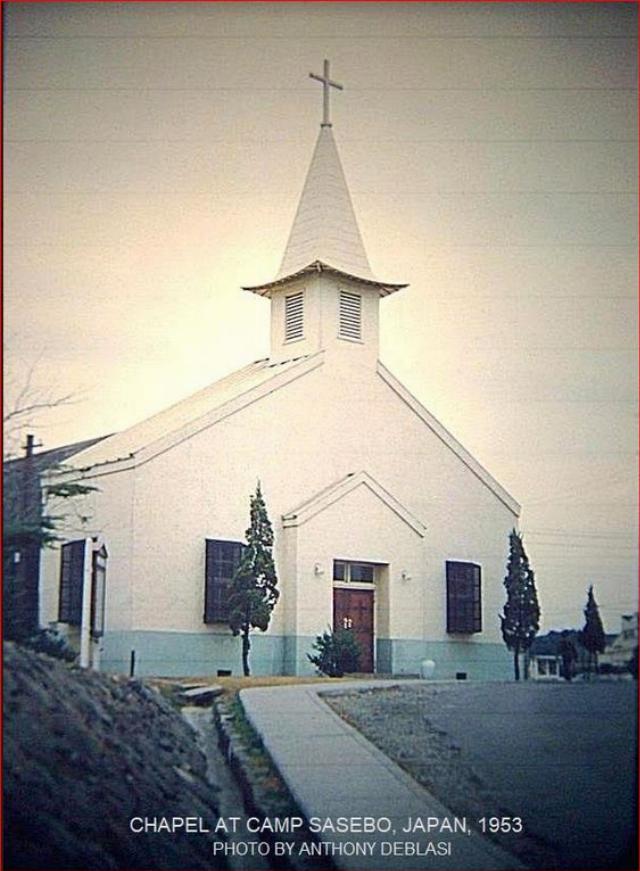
[3,643,225,870]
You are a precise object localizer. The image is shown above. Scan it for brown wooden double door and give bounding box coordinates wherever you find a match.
[333,587,374,673]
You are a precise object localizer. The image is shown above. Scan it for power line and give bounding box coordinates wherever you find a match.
[5,138,638,145]
[5,34,637,41]
[4,192,637,200]
[5,85,637,94]
[529,543,637,551]
[526,530,636,539]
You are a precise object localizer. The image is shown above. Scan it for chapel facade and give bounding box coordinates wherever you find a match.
[39,63,520,679]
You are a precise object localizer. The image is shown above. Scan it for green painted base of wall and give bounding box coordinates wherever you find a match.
[101,630,285,677]
[377,638,513,681]
[282,635,318,676]
[101,630,512,680]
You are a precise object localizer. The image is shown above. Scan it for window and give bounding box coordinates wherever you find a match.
[339,291,362,341]
[59,538,108,631]
[204,539,246,623]
[446,561,481,634]
[333,560,375,584]
[59,540,86,625]
[91,545,108,638]
[284,292,304,341]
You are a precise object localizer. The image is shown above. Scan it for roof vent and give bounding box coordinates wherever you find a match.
[285,291,304,342]
[339,290,361,341]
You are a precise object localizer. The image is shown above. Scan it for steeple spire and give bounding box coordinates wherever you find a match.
[243,62,407,298]
[277,124,374,282]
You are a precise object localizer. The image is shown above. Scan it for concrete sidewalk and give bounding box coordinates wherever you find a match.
[240,682,522,870]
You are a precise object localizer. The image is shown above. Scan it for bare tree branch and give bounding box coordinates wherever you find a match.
[3,360,83,459]
[3,396,77,425]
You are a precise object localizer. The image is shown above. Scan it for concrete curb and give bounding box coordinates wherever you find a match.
[212,694,337,871]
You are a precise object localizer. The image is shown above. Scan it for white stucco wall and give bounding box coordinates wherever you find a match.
[56,283,518,655]
[290,482,426,642]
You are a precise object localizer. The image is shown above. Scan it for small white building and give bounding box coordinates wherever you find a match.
[40,65,520,679]
[601,613,638,670]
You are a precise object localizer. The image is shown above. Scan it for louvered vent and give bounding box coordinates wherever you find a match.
[339,291,362,340]
[285,292,304,341]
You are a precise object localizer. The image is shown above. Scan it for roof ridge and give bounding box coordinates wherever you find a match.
[62,354,322,473]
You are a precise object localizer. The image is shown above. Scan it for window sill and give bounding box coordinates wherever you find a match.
[337,334,363,344]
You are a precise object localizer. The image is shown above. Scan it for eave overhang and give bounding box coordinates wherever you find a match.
[242,259,408,298]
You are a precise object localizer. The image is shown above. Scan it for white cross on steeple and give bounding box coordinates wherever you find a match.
[309,59,343,128]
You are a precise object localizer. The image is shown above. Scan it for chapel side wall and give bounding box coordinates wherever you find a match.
[39,468,135,644]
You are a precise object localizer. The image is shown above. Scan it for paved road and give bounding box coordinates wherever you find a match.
[423,682,637,870]
[330,681,637,870]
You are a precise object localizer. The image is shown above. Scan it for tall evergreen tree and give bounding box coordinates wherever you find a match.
[500,529,541,681]
[228,483,279,676]
[580,585,606,677]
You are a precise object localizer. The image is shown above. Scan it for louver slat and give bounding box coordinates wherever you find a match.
[339,291,362,340]
[285,292,304,341]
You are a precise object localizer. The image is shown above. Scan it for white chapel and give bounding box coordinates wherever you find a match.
[40,63,520,679]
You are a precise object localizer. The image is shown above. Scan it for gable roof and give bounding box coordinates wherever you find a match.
[64,354,323,474]
[243,126,407,297]
[48,354,520,519]
[4,435,108,477]
[377,362,520,517]
[282,470,427,537]
[530,630,617,656]
[4,435,109,526]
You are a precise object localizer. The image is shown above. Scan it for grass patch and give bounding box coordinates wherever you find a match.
[218,692,303,814]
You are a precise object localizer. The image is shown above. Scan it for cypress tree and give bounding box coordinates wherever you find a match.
[580,585,606,677]
[228,483,279,676]
[500,529,541,681]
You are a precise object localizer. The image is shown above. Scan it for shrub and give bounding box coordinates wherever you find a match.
[307,627,361,677]
[22,628,77,663]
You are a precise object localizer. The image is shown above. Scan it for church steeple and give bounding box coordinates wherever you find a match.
[243,61,407,364]
[276,124,374,283]
[243,60,406,299]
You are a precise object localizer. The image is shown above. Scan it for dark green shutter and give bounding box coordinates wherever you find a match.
[204,539,245,623]
[58,540,86,625]
[446,561,482,634]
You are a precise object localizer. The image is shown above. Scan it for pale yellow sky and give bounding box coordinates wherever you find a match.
[4,2,638,631]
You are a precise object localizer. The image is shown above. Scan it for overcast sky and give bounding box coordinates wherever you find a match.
[4,2,638,632]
